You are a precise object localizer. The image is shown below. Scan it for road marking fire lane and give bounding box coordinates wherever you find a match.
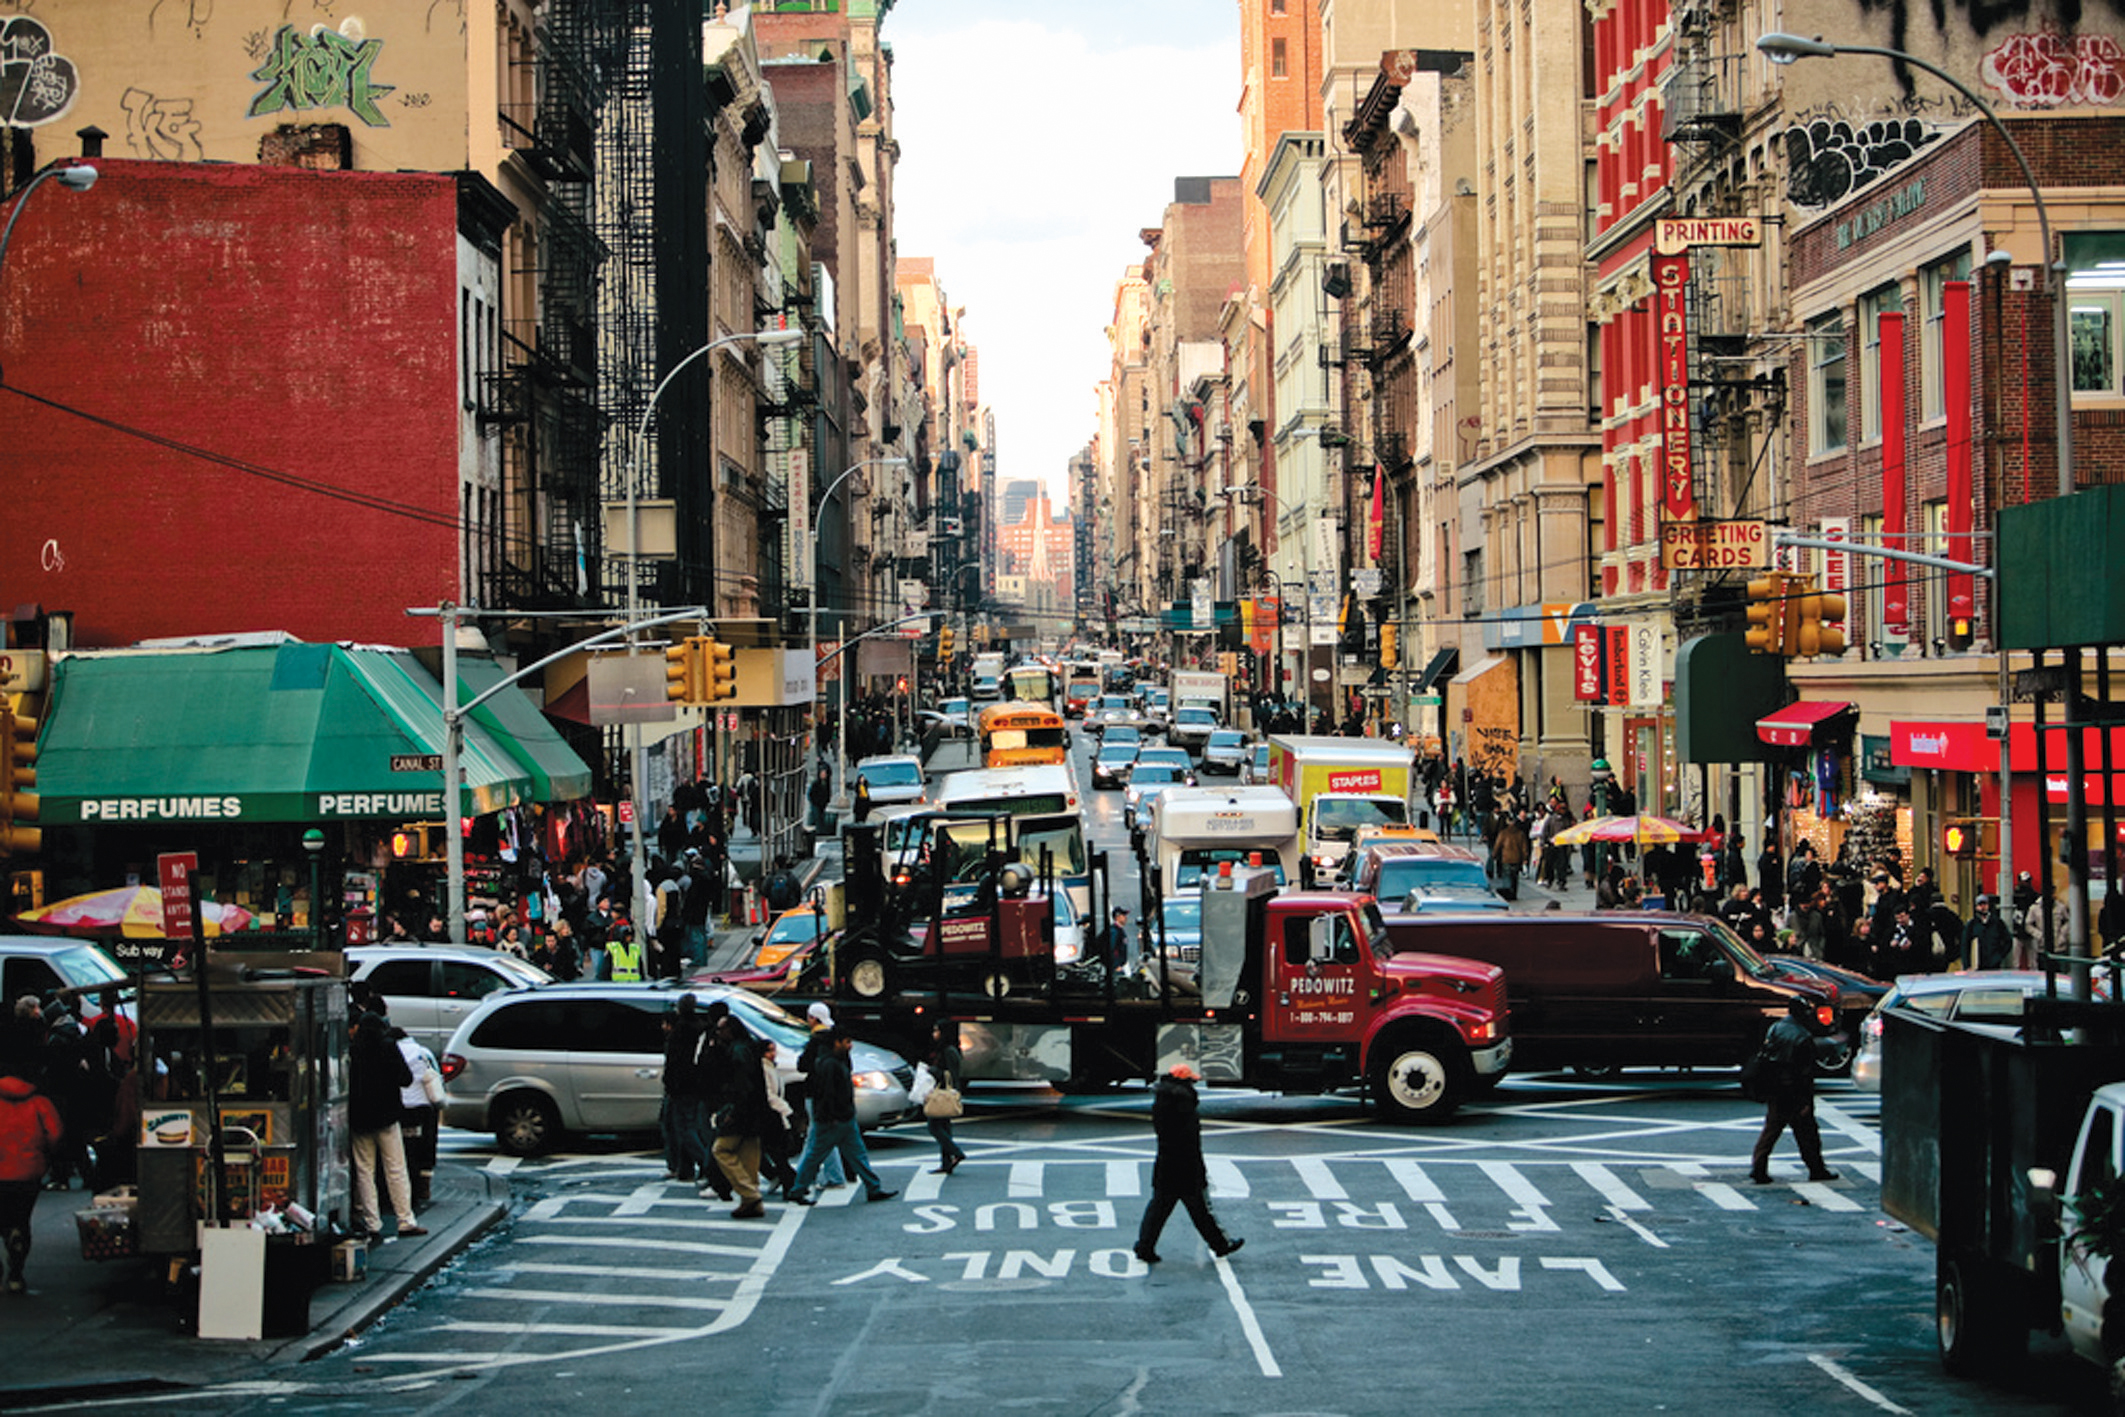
[1215,1252,1282,1378]
[1807,1354,1913,1414]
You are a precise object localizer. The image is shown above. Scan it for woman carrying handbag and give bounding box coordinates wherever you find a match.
[925,1018,968,1176]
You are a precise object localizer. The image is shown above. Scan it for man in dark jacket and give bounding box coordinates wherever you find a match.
[785,1030,896,1206]
[349,1012,425,1240]
[666,997,729,1199]
[1133,1064,1243,1264]
[1962,894,2013,970]
[710,1015,770,1218]
[1749,997,1838,1185]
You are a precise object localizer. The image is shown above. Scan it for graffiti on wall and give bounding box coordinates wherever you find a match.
[1983,31,2125,105]
[247,23,394,128]
[148,0,214,40]
[0,16,78,128]
[1853,0,2125,90]
[122,87,205,160]
[1779,114,1939,208]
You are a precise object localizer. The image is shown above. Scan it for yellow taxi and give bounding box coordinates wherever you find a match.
[751,905,826,970]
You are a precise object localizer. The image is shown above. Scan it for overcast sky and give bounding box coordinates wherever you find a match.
[885,2,1242,515]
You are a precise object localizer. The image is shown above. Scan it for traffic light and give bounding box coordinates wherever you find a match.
[0,708,39,858]
[938,627,955,662]
[665,637,707,703]
[705,639,739,700]
[1381,622,1400,669]
[1744,573,1789,656]
[1792,579,1848,659]
[1942,818,1977,859]
[1947,613,1975,652]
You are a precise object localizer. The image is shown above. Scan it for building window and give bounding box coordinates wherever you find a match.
[1859,513,1887,655]
[1859,283,1902,443]
[1922,500,1949,651]
[2066,233,2125,397]
[1272,38,1288,78]
[1808,311,1847,455]
[1271,0,1287,11]
[1920,248,1971,420]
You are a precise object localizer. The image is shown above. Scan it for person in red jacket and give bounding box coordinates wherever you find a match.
[0,1071,65,1295]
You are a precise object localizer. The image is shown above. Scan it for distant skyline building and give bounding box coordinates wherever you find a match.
[997,493,1076,624]
[1000,478,1041,536]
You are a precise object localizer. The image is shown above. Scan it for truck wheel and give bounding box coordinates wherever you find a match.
[1369,1029,1465,1123]
[493,1092,561,1157]
[1938,1253,2026,1376]
[847,952,893,1001]
[980,969,1013,999]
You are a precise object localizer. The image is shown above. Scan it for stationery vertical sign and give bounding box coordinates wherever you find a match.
[1605,626,1630,708]
[158,852,199,939]
[1652,253,1698,523]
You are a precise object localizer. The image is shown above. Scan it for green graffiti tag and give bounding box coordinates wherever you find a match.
[247,25,394,128]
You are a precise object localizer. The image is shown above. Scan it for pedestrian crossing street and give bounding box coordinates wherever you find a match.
[380,1100,1889,1377]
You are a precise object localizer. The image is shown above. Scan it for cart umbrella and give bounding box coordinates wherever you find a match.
[1547,814,1715,847]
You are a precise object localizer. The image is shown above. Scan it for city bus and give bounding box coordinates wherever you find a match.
[931,764,1090,915]
[977,702,1069,768]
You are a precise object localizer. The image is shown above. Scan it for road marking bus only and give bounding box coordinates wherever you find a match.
[833,1250,1625,1293]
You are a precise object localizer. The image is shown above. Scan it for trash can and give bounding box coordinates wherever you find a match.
[261,1234,326,1338]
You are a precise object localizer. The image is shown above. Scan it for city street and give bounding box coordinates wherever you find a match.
[29,1076,2113,1414]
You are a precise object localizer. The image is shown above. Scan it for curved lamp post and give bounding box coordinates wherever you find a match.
[811,457,907,809]
[0,162,98,380]
[618,326,804,920]
[1760,32,2069,950]
[1219,484,1314,713]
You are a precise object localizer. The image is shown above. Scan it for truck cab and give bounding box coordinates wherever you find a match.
[2058,1083,2125,1371]
[1196,870,1510,1120]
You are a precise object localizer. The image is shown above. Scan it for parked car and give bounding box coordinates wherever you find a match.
[1201,729,1249,776]
[855,754,927,807]
[1147,895,1204,993]
[1242,743,1271,784]
[347,943,555,1055]
[1849,970,2106,1092]
[439,981,917,1155]
[750,905,827,970]
[1091,741,1139,790]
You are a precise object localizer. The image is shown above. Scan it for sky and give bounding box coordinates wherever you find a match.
[885,2,1243,516]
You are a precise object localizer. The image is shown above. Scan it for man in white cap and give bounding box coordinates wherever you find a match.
[791,1003,847,1193]
[1133,1063,1242,1265]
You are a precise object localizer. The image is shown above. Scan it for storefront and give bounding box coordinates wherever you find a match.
[34,641,593,941]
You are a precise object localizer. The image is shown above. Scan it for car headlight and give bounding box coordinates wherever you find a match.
[1055,939,1083,965]
[853,1070,893,1091]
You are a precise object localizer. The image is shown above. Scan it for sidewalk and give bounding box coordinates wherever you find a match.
[0,1160,509,1406]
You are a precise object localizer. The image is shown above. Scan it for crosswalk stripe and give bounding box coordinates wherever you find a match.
[1671,1162,1756,1211]
[1793,1181,1863,1212]
[521,1235,762,1259]
[440,1321,698,1338]
[614,1181,672,1216]
[1105,1160,1141,1197]
[507,1262,748,1283]
[1293,1157,1348,1199]
[464,1287,732,1311]
[1009,1162,1044,1197]
[1571,1162,1650,1211]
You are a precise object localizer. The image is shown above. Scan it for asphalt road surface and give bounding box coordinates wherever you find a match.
[66,1075,2118,1416]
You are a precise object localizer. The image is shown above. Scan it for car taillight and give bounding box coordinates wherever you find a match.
[1816,1004,1835,1030]
[440,1053,466,1081]
[1862,1015,1883,1042]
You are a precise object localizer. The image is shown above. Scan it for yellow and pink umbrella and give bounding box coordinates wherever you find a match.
[1549,813,1715,848]
[14,885,255,939]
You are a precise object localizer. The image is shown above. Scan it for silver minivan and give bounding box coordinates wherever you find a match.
[346,944,553,1055]
[439,982,917,1155]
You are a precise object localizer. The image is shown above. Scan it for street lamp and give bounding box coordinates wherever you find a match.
[620,325,804,922]
[1759,32,2068,931]
[0,162,98,381]
[302,828,325,950]
[810,457,907,811]
[1219,485,1315,717]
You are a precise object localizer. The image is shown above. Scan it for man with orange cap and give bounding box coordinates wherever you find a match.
[1133,1063,1242,1265]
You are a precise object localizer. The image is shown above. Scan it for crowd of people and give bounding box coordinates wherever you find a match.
[0,989,134,1295]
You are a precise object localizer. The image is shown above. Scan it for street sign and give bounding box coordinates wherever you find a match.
[1985,704,2008,739]
[157,852,199,941]
[1655,216,1761,254]
[390,754,443,773]
[1659,519,1769,570]
[1353,568,1384,597]
[1359,686,1389,698]
[1413,693,1442,707]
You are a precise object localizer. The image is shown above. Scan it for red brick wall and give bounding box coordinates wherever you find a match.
[1,159,459,647]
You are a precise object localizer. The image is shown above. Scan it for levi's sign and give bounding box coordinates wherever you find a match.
[1659,519,1768,570]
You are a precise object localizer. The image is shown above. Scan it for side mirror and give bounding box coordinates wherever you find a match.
[2028,1166,2062,1227]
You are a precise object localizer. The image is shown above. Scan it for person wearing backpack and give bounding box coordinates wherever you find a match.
[1748,996,1838,1185]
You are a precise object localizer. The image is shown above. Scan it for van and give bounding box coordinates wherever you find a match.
[1379,909,1837,1074]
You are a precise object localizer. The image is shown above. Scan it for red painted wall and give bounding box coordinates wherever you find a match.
[1,159,459,647]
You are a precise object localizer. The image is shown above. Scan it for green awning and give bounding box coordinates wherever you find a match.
[38,642,576,826]
[450,656,593,803]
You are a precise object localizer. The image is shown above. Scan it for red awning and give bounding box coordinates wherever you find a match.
[1756,700,1854,748]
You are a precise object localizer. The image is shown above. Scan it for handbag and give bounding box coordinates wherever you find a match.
[923,1086,963,1120]
[420,1063,446,1106]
